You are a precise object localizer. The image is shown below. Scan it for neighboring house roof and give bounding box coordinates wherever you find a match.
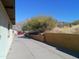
[1,0,15,24]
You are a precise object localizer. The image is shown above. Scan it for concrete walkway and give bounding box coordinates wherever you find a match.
[7,38,78,59]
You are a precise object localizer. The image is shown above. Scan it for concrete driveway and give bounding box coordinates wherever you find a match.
[7,37,78,59]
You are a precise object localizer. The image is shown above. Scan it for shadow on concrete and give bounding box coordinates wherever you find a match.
[46,43,79,58]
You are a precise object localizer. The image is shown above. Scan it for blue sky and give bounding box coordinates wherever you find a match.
[16,0,79,23]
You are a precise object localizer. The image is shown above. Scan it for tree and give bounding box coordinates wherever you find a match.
[22,16,57,31]
[71,20,79,25]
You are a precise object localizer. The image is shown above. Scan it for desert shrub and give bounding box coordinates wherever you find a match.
[22,16,57,31]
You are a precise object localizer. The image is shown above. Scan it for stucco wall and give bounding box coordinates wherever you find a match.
[44,33,79,52]
[0,1,12,59]
[31,33,79,52]
[31,35,44,42]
